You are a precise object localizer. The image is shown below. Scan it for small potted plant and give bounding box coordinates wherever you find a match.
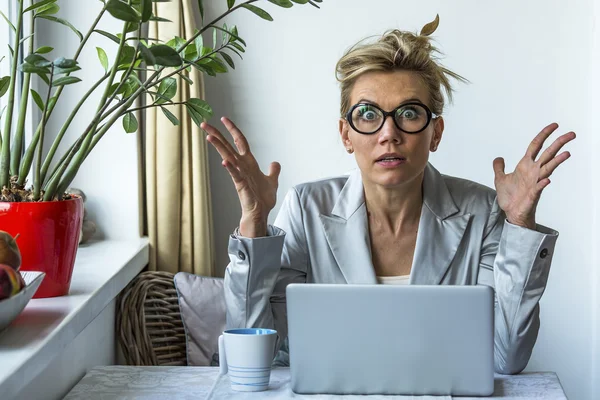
[0,0,323,297]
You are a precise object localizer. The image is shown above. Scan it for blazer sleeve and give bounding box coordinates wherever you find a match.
[477,199,559,375]
[223,187,309,357]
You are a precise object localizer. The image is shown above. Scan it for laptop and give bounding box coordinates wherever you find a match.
[286,284,494,396]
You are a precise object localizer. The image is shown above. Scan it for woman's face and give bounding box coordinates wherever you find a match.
[339,70,444,190]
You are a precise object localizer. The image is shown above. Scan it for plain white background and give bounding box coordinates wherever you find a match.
[202,1,598,399]
[12,0,597,399]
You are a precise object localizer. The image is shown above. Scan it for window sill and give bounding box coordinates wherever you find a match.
[0,237,149,398]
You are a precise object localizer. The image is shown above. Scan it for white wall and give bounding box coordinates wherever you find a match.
[35,2,141,241]
[204,1,598,399]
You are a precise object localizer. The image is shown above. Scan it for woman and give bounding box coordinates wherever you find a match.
[202,21,574,375]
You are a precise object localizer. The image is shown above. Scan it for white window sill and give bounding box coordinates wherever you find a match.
[0,238,149,398]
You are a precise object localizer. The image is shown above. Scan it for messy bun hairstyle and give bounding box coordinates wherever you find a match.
[335,15,466,117]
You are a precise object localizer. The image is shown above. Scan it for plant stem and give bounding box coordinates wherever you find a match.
[10,9,34,177]
[17,5,108,187]
[125,101,185,114]
[40,72,109,186]
[0,0,24,190]
[33,65,54,201]
[44,21,130,200]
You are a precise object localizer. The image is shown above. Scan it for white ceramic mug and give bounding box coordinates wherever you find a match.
[218,328,278,392]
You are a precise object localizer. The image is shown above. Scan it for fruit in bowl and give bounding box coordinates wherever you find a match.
[0,231,21,271]
[0,264,25,300]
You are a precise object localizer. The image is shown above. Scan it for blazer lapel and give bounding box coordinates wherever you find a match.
[409,164,472,285]
[319,170,376,284]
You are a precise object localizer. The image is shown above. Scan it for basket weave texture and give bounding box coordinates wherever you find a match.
[116,271,187,366]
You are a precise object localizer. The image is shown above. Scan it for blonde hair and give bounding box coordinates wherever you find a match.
[335,21,466,117]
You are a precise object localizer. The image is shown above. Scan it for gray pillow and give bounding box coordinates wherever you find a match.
[174,272,226,366]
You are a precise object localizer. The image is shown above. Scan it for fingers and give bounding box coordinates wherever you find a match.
[222,159,245,184]
[540,151,571,179]
[535,178,551,193]
[222,117,250,155]
[268,162,281,180]
[206,132,238,166]
[492,157,506,178]
[202,121,238,157]
[526,122,559,160]
[537,131,576,166]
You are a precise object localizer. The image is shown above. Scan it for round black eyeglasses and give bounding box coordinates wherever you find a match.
[345,102,438,135]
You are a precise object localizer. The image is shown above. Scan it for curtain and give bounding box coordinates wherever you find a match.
[143,0,215,276]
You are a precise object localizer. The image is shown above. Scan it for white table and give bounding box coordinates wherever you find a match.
[64,366,567,399]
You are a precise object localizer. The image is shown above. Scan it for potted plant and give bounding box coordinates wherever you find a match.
[0,0,323,297]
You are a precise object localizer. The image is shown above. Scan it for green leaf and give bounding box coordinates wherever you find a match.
[192,62,215,77]
[37,15,83,41]
[38,73,50,86]
[124,22,140,33]
[139,44,156,66]
[290,0,309,3]
[198,0,204,20]
[95,29,120,44]
[30,89,45,110]
[25,54,51,67]
[117,45,137,67]
[108,82,122,97]
[194,30,203,55]
[106,0,142,22]
[121,76,140,98]
[141,0,152,22]
[177,72,194,85]
[24,0,57,13]
[183,43,199,61]
[96,47,109,72]
[231,42,245,53]
[160,106,180,125]
[268,0,293,8]
[227,0,235,9]
[186,98,213,126]
[149,16,171,22]
[211,25,246,46]
[197,56,227,73]
[0,77,10,98]
[20,64,51,75]
[220,52,235,69]
[53,65,82,75]
[35,46,54,54]
[241,4,273,21]
[122,113,138,133]
[166,36,187,52]
[52,76,82,86]
[149,45,183,67]
[53,57,77,68]
[35,3,60,15]
[155,77,177,105]
[0,11,16,32]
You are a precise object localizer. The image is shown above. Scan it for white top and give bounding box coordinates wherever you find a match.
[376,275,410,285]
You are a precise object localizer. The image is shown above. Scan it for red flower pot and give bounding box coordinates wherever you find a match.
[0,196,84,298]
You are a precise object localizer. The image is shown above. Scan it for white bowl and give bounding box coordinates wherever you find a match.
[0,271,45,333]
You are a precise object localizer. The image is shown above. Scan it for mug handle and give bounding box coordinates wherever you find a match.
[218,335,228,375]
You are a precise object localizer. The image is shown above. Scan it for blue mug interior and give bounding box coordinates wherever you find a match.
[225,328,277,335]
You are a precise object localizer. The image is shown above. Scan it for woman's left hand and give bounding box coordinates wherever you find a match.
[493,123,576,230]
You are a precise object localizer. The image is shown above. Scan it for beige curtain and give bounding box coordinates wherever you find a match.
[143,0,215,276]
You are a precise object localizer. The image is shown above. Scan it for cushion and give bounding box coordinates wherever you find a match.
[174,272,226,366]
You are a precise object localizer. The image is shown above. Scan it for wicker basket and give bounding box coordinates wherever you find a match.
[116,271,187,366]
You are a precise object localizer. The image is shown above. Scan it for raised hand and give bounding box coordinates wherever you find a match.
[203,117,281,238]
[493,123,575,230]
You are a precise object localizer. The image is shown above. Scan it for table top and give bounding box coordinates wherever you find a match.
[64,366,567,400]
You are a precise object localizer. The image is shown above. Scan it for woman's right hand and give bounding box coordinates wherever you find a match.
[202,117,281,238]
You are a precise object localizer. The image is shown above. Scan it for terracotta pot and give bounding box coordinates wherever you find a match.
[0,196,84,298]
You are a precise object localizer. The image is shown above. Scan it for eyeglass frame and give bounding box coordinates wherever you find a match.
[344,101,439,135]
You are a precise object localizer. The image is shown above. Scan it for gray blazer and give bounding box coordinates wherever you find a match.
[224,163,558,374]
